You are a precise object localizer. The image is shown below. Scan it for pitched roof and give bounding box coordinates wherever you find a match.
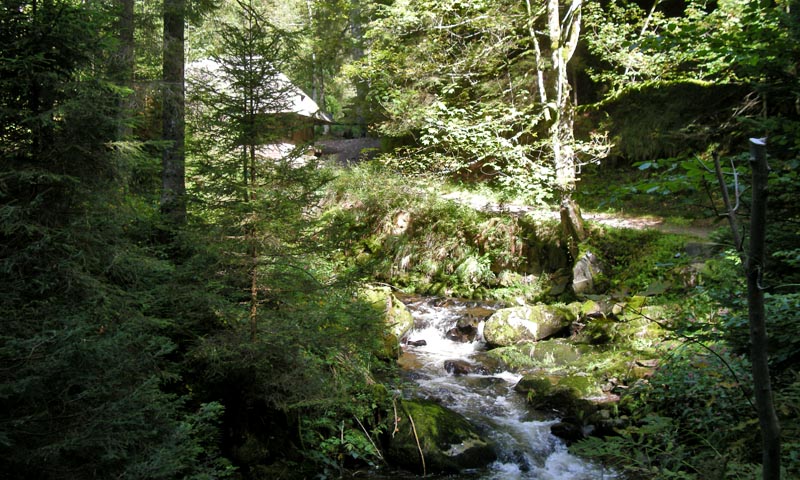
[187,58,332,123]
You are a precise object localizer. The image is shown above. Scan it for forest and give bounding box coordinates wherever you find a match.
[1,0,798,479]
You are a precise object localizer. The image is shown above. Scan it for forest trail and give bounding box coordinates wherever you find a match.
[317,138,718,240]
[317,137,382,165]
[441,190,719,240]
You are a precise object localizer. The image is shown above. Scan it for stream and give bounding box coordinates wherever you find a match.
[392,296,615,479]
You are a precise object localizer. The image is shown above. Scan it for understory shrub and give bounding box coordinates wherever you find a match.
[575,342,760,479]
[318,162,552,297]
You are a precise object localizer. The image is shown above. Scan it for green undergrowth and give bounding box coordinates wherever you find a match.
[317,161,562,300]
[580,226,701,295]
[576,163,712,220]
[318,161,716,303]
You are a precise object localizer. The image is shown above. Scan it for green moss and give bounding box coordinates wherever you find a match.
[318,165,571,296]
[386,399,496,474]
[514,373,601,415]
[484,304,573,347]
[484,345,539,371]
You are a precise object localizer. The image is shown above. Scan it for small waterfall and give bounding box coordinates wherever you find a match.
[397,296,615,480]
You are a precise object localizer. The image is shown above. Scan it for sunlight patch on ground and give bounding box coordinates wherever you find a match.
[441,190,712,238]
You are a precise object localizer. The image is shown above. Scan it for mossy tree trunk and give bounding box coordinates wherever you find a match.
[526,0,586,247]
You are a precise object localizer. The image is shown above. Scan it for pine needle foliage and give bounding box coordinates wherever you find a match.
[1,2,232,478]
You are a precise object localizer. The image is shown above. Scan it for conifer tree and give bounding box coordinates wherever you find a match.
[161,0,187,226]
[0,2,231,478]
[187,0,329,339]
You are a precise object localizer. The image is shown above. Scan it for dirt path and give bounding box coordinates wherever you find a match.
[441,191,717,239]
[318,139,718,239]
[316,137,382,165]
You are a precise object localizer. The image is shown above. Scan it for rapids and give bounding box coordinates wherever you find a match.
[393,296,615,479]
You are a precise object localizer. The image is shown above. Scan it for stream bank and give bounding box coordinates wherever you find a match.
[377,295,619,479]
[363,224,718,477]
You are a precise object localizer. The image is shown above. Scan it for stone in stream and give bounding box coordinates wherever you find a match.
[550,417,587,445]
[482,304,576,347]
[385,399,496,474]
[443,359,490,376]
[360,286,415,360]
[447,309,492,342]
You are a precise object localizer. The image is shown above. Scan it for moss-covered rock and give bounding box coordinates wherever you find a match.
[386,399,496,474]
[483,339,592,372]
[572,314,620,345]
[514,373,602,415]
[361,286,415,359]
[483,304,574,347]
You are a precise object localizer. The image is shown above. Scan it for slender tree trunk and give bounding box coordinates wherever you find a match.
[248,141,258,341]
[747,138,781,480]
[535,0,585,249]
[547,0,582,194]
[713,151,743,250]
[305,1,323,107]
[351,0,367,134]
[115,0,134,140]
[161,0,186,226]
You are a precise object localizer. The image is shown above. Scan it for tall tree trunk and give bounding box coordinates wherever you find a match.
[161,0,186,226]
[351,0,367,134]
[305,0,318,100]
[531,0,585,249]
[747,139,781,480]
[714,139,781,479]
[546,0,582,195]
[114,0,134,140]
[248,141,258,341]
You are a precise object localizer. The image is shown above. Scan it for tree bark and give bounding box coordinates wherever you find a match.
[547,0,582,194]
[713,151,743,250]
[114,0,134,140]
[161,0,187,226]
[350,0,367,133]
[747,138,781,480]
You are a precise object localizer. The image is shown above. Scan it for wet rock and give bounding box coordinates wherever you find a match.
[471,352,507,374]
[398,352,424,371]
[361,286,415,360]
[407,339,427,347]
[444,359,489,376]
[446,327,473,342]
[514,373,602,416]
[446,315,481,342]
[483,304,574,347]
[550,418,585,445]
[386,399,496,474]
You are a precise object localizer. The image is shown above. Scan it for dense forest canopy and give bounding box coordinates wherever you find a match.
[1,0,798,479]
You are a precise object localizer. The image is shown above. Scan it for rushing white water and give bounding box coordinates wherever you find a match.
[398,297,615,480]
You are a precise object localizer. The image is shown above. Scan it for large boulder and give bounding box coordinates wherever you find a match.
[386,399,496,474]
[360,286,414,359]
[483,304,575,347]
[514,373,602,416]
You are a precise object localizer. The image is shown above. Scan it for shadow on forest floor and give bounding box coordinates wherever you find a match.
[441,190,719,240]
